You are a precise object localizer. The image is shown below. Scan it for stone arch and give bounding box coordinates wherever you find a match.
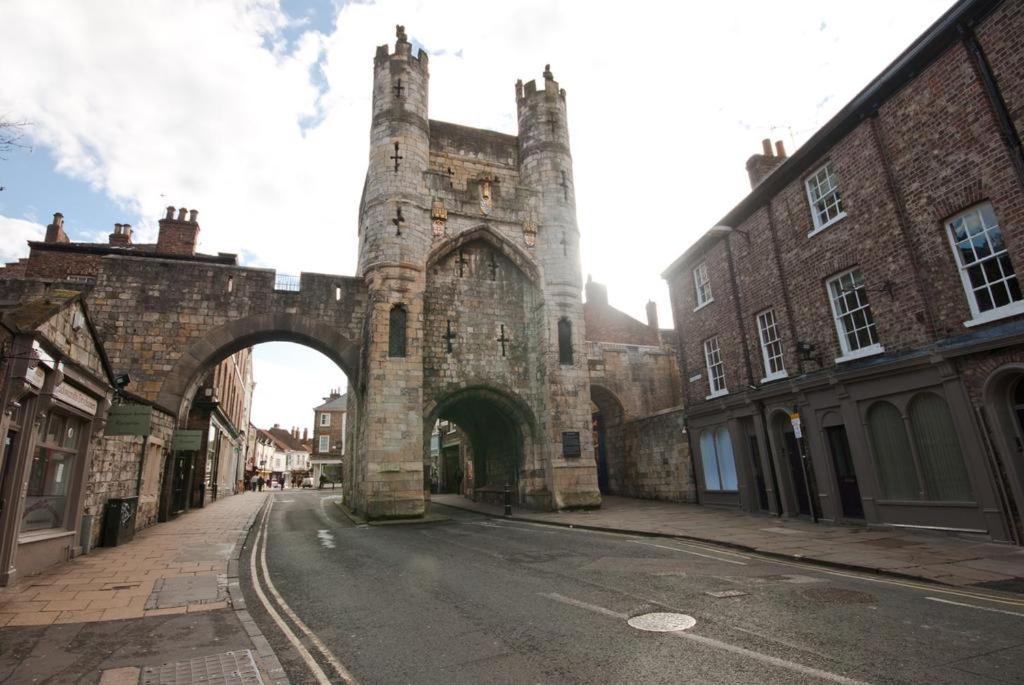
[590,384,626,495]
[424,383,538,503]
[158,312,361,425]
[981,363,1024,543]
[426,224,540,283]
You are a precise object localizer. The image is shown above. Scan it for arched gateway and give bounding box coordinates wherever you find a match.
[83,26,601,519]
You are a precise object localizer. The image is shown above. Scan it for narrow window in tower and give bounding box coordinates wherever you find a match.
[558,317,573,365]
[388,304,407,358]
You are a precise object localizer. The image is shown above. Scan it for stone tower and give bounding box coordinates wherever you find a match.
[348,26,600,518]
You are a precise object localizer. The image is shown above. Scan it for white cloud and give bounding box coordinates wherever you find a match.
[0,0,951,425]
[0,215,44,263]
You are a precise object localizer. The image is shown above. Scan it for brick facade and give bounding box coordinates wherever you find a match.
[664,0,1024,542]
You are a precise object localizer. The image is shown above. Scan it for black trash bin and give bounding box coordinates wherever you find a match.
[103,496,139,547]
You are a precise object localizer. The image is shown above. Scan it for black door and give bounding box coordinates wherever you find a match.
[748,436,769,511]
[783,430,812,516]
[825,425,864,519]
[170,453,190,514]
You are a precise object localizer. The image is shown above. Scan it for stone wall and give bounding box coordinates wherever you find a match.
[84,405,175,547]
[606,409,694,502]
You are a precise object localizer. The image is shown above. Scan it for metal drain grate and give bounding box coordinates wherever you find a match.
[141,650,263,685]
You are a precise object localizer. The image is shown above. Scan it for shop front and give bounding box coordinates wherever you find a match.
[0,292,113,584]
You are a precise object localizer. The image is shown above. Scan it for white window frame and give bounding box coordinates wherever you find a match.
[693,261,713,310]
[826,269,884,363]
[756,308,787,382]
[319,412,330,427]
[805,162,847,236]
[703,336,728,399]
[944,202,1024,327]
[318,435,330,453]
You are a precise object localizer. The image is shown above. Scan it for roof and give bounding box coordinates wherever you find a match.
[662,0,1001,278]
[314,393,347,412]
[266,426,309,452]
[27,240,238,265]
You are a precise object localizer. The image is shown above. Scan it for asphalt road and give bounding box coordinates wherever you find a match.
[239,490,1024,685]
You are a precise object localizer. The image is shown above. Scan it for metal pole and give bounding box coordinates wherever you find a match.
[503,482,512,517]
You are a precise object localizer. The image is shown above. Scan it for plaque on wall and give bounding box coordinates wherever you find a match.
[561,431,581,458]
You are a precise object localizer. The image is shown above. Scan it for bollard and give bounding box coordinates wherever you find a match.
[503,482,512,517]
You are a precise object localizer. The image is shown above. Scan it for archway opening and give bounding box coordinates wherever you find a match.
[426,387,535,508]
[982,367,1024,544]
[161,338,351,521]
[590,385,625,496]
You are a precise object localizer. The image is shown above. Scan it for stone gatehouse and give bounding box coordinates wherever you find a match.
[1,25,692,528]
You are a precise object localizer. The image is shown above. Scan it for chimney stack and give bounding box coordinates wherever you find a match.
[302,427,308,441]
[108,222,133,246]
[44,212,69,244]
[745,139,788,189]
[156,205,200,256]
[646,300,659,330]
[584,275,608,306]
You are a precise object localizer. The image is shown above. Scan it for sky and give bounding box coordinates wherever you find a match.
[0,0,952,432]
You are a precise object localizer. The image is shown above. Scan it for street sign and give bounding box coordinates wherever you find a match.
[106,404,153,436]
[172,429,203,451]
[789,412,803,439]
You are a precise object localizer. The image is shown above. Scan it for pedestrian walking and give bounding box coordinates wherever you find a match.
[257,475,265,492]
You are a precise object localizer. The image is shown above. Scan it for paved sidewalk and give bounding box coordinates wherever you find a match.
[433,494,1024,594]
[0,491,267,626]
[0,491,289,684]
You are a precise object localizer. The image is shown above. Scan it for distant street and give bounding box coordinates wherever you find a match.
[241,491,1024,684]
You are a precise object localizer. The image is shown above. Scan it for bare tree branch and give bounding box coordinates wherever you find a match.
[0,116,32,160]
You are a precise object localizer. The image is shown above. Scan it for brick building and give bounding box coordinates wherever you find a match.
[664,0,1024,543]
[311,389,346,484]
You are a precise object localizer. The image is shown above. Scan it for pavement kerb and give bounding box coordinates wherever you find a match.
[429,500,1006,594]
[228,495,290,685]
[334,500,449,526]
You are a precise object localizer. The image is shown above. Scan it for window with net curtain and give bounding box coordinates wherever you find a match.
[866,394,972,502]
[698,427,738,492]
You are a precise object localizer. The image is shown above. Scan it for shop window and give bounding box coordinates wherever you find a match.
[22,413,86,532]
[698,427,738,492]
[909,393,972,501]
[867,402,919,500]
[867,395,973,502]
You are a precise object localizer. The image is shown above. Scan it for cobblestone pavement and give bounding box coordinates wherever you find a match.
[0,492,268,626]
[433,494,1024,593]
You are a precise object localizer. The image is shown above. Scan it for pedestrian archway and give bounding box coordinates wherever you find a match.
[424,386,537,507]
[590,385,625,495]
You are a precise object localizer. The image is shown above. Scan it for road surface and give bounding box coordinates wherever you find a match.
[239,490,1024,684]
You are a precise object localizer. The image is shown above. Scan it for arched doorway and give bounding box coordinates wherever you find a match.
[982,366,1024,544]
[590,385,625,495]
[770,410,815,518]
[425,386,536,508]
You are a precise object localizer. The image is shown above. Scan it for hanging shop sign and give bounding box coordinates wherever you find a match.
[106,404,153,437]
[172,429,203,451]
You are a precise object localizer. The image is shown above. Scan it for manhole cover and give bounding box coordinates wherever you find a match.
[800,587,876,605]
[141,650,262,685]
[627,612,697,632]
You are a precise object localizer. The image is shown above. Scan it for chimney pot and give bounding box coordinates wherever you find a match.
[177,207,187,221]
[189,209,198,223]
[114,223,122,233]
[761,138,773,156]
[54,212,64,226]
[775,140,786,157]
[165,206,175,220]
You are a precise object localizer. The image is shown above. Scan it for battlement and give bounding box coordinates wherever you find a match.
[374,24,429,71]
[515,65,566,104]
